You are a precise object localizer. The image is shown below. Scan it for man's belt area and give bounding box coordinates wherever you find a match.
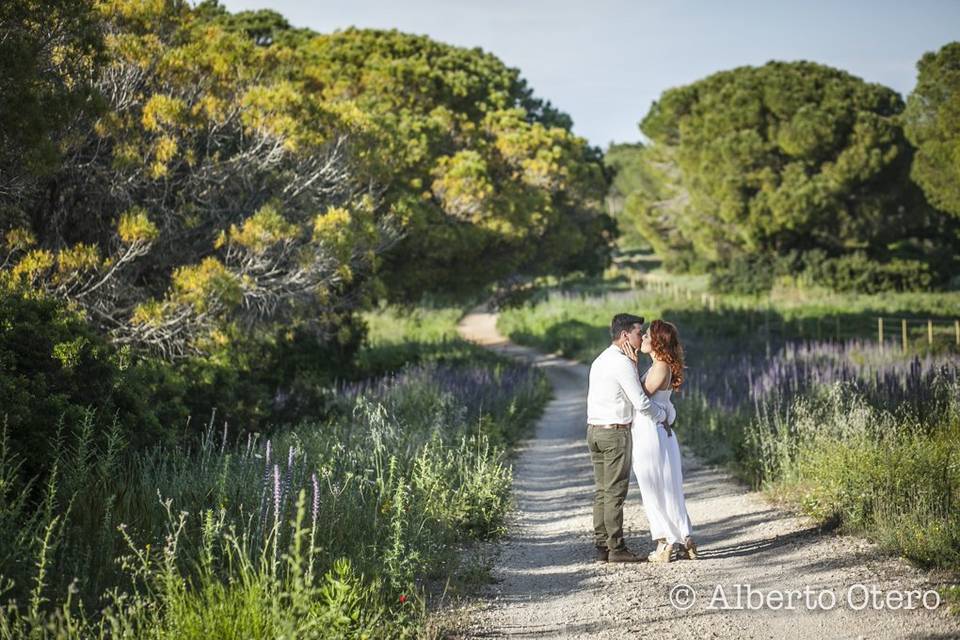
[589,422,631,429]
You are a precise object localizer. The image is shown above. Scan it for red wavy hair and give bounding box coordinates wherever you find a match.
[649,319,684,390]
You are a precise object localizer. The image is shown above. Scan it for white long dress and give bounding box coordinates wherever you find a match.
[631,381,693,544]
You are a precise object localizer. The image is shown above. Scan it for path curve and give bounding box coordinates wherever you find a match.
[456,309,958,639]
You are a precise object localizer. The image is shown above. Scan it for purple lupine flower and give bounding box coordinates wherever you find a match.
[682,337,958,417]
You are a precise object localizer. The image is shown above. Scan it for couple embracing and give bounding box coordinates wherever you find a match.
[586,313,696,563]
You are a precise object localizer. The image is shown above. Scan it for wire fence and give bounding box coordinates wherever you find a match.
[878,317,960,353]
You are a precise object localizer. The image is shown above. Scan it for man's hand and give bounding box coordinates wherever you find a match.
[666,402,677,426]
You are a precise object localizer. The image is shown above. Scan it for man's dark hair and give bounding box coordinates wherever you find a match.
[610,313,645,340]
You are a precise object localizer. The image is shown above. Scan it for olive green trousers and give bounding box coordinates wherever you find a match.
[586,425,632,551]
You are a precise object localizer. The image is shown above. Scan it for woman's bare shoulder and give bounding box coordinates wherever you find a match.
[650,360,670,373]
[651,360,672,388]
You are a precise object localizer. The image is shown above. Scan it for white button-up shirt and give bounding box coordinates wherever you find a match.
[587,344,667,426]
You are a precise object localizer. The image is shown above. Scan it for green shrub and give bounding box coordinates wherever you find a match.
[804,252,934,293]
[709,255,777,295]
[0,290,188,480]
[708,251,938,296]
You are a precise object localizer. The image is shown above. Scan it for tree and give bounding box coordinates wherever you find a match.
[0,0,617,451]
[635,61,947,273]
[289,27,612,299]
[0,0,104,218]
[605,143,697,265]
[2,0,390,362]
[2,1,615,366]
[904,42,960,219]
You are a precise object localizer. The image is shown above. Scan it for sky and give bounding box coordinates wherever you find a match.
[218,0,960,149]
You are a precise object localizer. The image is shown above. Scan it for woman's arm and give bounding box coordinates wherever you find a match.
[641,361,671,396]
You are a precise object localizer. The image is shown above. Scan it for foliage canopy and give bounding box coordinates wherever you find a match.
[620,61,958,286]
[0,0,613,369]
[904,41,960,220]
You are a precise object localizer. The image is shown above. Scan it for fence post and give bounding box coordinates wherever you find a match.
[901,318,908,353]
[878,317,883,352]
[928,319,933,346]
[955,319,959,347]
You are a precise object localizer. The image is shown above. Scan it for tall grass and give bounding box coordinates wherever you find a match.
[751,382,960,569]
[0,356,550,638]
[604,257,960,317]
[355,305,479,376]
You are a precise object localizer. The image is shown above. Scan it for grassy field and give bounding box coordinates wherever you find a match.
[498,276,960,574]
[0,306,550,639]
[513,261,960,359]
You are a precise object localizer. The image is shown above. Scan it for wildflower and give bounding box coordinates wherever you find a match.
[273,464,281,517]
[311,472,320,526]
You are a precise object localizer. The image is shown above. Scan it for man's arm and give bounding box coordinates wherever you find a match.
[615,360,667,424]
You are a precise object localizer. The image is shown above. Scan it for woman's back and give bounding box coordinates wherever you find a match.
[641,369,672,405]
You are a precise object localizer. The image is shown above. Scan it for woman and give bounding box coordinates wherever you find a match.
[627,320,696,563]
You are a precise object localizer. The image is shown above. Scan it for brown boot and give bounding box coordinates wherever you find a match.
[595,546,609,562]
[607,547,643,563]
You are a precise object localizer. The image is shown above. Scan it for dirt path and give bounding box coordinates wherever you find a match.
[455,310,958,639]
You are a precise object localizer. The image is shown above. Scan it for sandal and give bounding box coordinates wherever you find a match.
[647,539,674,563]
[682,536,698,560]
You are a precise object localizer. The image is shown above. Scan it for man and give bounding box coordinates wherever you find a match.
[586,313,667,562]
